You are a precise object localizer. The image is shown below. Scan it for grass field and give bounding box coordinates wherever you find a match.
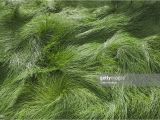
[0,0,160,119]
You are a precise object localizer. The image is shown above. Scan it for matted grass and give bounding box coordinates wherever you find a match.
[0,0,160,119]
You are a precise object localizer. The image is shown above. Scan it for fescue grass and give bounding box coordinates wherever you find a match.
[0,0,160,119]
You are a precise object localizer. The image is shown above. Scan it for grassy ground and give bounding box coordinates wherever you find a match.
[0,0,160,119]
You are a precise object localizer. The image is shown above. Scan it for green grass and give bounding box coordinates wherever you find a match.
[0,0,160,119]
